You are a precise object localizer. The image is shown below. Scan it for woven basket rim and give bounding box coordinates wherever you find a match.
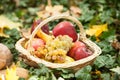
[15,37,101,68]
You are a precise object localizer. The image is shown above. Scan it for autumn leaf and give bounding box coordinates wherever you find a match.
[0,15,22,37]
[0,15,22,30]
[110,66,120,75]
[70,6,82,17]
[86,24,108,41]
[6,65,19,80]
[37,5,70,19]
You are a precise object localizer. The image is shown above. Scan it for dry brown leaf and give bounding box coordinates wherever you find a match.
[37,5,67,19]
[20,28,31,38]
[112,40,120,50]
[70,6,82,17]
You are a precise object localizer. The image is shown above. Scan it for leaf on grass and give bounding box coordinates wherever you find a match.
[110,66,120,74]
[61,73,74,79]
[51,72,57,80]
[58,77,65,80]
[94,55,115,68]
[55,68,74,79]
[112,40,120,50]
[0,15,22,30]
[75,65,92,80]
[37,5,70,19]
[99,28,115,42]
[101,73,110,80]
[99,10,114,24]
[78,2,95,22]
[0,15,22,37]
[70,6,82,17]
[20,28,31,38]
[28,75,39,80]
[86,24,108,37]
[97,41,115,53]
[6,65,19,80]
[86,24,108,41]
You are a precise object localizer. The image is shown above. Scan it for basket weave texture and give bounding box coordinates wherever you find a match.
[15,15,101,71]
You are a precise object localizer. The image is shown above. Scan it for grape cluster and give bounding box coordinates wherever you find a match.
[33,35,73,63]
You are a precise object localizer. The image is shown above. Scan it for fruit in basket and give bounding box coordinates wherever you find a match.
[37,29,54,42]
[52,21,78,42]
[72,41,86,48]
[32,35,73,63]
[31,19,49,34]
[68,41,92,60]
[64,56,75,63]
[27,38,45,51]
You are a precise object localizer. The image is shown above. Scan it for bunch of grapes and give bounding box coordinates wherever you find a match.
[33,35,73,63]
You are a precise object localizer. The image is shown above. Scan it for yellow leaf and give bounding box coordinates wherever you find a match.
[86,24,108,38]
[0,28,9,37]
[6,65,19,80]
[0,15,22,37]
[0,15,22,30]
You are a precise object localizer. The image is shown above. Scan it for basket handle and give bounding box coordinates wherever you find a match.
[29,14,86,49]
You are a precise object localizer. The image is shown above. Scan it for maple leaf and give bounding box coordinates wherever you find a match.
[5,65,19,80]
[86,24,108,41]
[0,15,22,37]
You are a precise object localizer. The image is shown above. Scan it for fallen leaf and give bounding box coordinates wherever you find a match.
[70,6,82,17]
[0,15,22,30]
[58,77,65,80]
[112,40,120,50]
[86,24,108,41]
[20,28,31,38]
[0,28,9,37]
[37,5,70,19]
[110,66,120,74]
[6,65,19,80]
[0,15,22,37]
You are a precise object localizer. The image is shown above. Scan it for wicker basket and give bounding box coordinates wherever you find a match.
[15,14,101,71]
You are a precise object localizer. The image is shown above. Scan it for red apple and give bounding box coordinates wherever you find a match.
[32,38,45,50]
[52,21,78,42]
[68,41,92,60]
[31,19,49,34]
[74,47,92,60]
[68,41,86,57]
[73,41,86,48]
